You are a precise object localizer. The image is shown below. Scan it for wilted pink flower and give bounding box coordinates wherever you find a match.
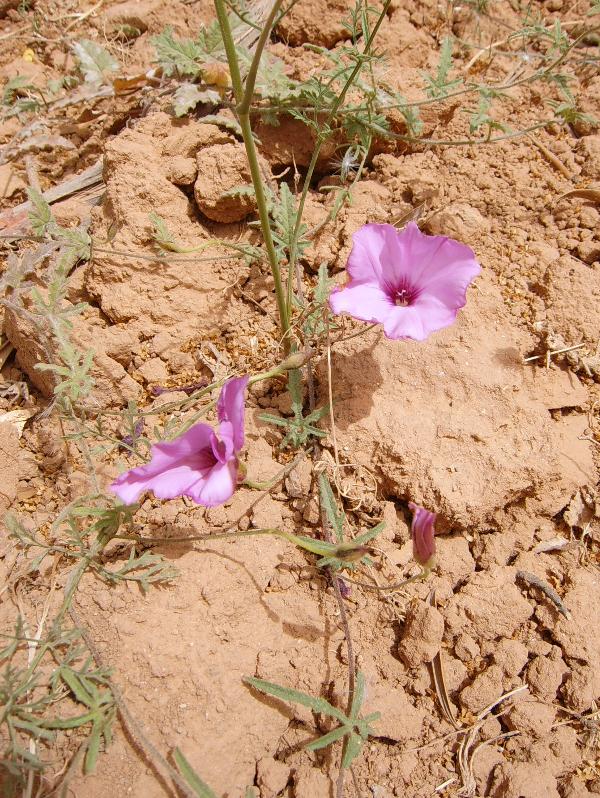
[329,222,481,341]
[111,375,249,507]
[408,502,436,568]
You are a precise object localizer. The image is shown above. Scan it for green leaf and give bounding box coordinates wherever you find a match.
[149,212,177,250]
[11,718,55,740]
[221,184,255,200]
[196,114,243,138]
[352,522,385,546]
[172,83,220,116]
[27,188,53,236]
[244,677,348,725]
[341,731,363,769]
[318,473,344,543]
[2,75,35,105]
[98,549,178,593]
[84,720,102,773]
[72,39,119,83]
[59,668,95,707]
[305,725,347,751]
[153,28,204,76]
[173,748,218,798]
[350,670,365,719]
[271,183,308,263]
[41,711,98,729]
[420,37,462,99]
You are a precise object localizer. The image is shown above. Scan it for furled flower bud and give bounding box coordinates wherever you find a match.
[279,349,313,371]
[408,502,436,569]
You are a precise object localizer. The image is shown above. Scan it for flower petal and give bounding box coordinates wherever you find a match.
[217,375,249,451]
[345,223,390,284]
[110,423,215,505]
[382,296,458,341]
[399,223,481,307]
[213,421,236,463]
[189,459,237,507]
[329,282,394,324]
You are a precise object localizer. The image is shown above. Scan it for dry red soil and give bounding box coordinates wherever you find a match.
[0,0,599,796]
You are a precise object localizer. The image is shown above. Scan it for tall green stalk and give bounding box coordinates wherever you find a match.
[213,0,292,353]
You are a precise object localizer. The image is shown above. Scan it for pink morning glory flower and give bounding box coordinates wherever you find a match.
[408,502,436,569]
[329,222,481,341]
[111,375,249,508]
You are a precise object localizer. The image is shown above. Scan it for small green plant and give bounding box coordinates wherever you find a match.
[244,671,379,771]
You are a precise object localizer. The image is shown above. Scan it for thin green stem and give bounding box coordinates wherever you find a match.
[213,0,244,102]
[116,526,339,558]
[239,0,285,114]
[214,0,292,352]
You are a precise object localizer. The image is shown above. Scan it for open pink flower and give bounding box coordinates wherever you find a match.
[329,222,481,341]
[408,502,436,568]
[111,376,249,508]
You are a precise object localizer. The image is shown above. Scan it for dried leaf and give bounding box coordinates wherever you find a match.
[112,73,150,93]
[556,188,600,204]
[0,337,14,369]
[516,570,571,620]
[0,408,34,437]
[427,589,459,729]
[533,536,573,554]
[564,487,599,528]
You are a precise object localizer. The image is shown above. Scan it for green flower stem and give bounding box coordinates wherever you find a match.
[117,526,345,559]
[214,0,291,353]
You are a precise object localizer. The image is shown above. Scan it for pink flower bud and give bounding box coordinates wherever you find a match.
[408,502,436,569]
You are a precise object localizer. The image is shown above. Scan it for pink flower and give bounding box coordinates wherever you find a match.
[408,502,436,568]
[329,222,481,341]
[111,376,249,507]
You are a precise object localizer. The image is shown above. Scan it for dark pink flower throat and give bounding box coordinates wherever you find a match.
[391,280,419,307]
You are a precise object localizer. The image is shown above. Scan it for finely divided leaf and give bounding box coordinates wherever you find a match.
[272,183,309,263]
[27,188,53,236]
[2,75,35,105]
[152,28,204,77]
[421,37,461,98]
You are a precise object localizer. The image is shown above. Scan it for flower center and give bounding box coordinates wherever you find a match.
[394,287,411,306]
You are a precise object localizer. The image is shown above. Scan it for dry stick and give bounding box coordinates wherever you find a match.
[286,0,391,304]
[68,605,195,798]
[527,133,573,179]
[456,685,527,795]
[313,345,355,798]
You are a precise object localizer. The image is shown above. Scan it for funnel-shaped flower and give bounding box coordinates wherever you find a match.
[408,502,436,569]
[329,222,481,341]
[111,375,249,508]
